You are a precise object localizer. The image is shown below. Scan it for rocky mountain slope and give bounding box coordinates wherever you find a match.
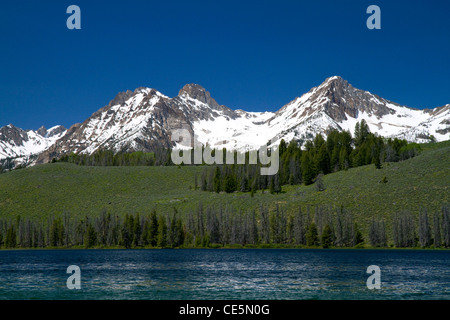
[0,125,66,166]
[1,76,448,166]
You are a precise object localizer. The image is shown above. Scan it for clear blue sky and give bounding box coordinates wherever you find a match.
[0,0,449,130]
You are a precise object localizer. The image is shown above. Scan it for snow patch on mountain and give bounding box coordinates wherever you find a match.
[1,76,449,167]
[0,125,66,159]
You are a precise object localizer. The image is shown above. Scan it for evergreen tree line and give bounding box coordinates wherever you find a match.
[53,120,420,192]
[195,164,282,195]
[368,206,450,248]
[393,207,450,248]
[1,204,447,249]
[57,148,172,167]
[196,120,421,192]
[0,209,183,249]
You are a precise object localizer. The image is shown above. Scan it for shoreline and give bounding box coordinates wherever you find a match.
[1,246,449,251]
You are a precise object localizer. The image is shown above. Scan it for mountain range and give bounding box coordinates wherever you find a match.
[1,76,449,167]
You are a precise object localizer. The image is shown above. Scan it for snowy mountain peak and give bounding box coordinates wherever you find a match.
[0,123,67,164]
[107,90,135,107]
[1,76,449,167]
[107,87,165,109]
[323,75,346,86]
[34,125,67,139]
[326,75,343,81]
[46,125,67,138]
[37,125,48,137]
[322,75,350,92]
[178,83,221,109]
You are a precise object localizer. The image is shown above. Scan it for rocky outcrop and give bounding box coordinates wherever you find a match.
[0,125,28,147]
[309,76,397,121]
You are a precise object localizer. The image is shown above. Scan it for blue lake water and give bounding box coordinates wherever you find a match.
[0,249,448,300]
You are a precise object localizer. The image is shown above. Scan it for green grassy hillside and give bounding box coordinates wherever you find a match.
[0,141,449,236]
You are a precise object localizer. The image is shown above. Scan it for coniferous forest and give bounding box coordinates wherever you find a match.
[0,120,448,250]
[195,120,420,194]
[0,204,449,249]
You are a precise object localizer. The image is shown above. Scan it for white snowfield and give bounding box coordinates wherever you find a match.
[0,125,66,160]
[1,76,449,162]
[79,89,165,154]
[190,77,449,151]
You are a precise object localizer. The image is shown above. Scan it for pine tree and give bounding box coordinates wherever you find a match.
[433,211,442,248]
[329,148,338,173]
[260,205,270,244]
[354,223,364,246]
[316,144,330,175]
[200,169,207,191]
[339,147,349,171]
[250,182,256,197]
[175,218,185,247]
[369,219,386,247]
[224,173,236,193]
[272,174,281,194]
[354,122,361,146]
[249,209,259,245]
[168,209,183,248]
[126,214,135,246]
[335,208,344,247]
[442,206,450,248]
[270,206,281,243]
[49,218,65,247]
[301,152,315,185]
[149,210,159,247]
[240,175,248,192]
[5,225,16,248]
[294,208,306,245]
[306,223,319,247]
[379,220,387,247]
[393,211,416,247]
[289,157,301,185]
[374,151,382,169]
[213,167,221,193]
[206,207,220,245]
[321,224,332,248]
[49,219,58,247]
[121,215,132,249]
[269,176,275,194]
[133,213,142,246]
[279,139,287,157]
[419,209,432,247]
[84,222,97,248]
[355,119,370,147]
[157,215,168,248]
